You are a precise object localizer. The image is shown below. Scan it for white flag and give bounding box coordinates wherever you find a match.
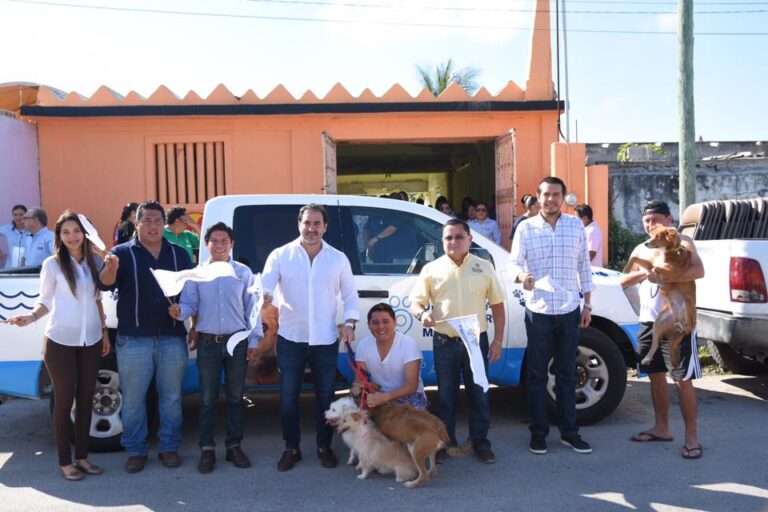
[444,314,490,393]
[77,214,106,251]
[150,261,236,297]
[227,273,264,356]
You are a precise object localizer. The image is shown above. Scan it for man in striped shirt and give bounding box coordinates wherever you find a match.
[508,177,595,456]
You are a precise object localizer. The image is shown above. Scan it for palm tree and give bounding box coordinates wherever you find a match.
[416,59,481,96]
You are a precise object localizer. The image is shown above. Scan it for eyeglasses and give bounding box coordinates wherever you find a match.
[443,234,467,241]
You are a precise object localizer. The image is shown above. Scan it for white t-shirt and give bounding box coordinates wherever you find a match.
[356,332,424,394]
[584,221,604,267]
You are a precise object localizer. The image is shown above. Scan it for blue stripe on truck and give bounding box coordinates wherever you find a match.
[0,360,44,399]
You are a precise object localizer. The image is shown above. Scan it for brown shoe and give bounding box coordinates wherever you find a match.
[59,465,84,481]
[198,450,215,474]
[125,455,147,474]
[476,447,497,464]
[225,446,251,468]
[317,448,338,469]
[158,451,181,468]
[277,449,302,472]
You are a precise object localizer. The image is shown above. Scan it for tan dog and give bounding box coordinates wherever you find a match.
[623,225,697,367]
[337,410,419,484]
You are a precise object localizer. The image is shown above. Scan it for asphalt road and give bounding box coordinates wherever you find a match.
[0,374,767,512]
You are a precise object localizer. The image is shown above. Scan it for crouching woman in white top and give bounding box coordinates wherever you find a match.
[6,211,114,481]
[355,303,427,409]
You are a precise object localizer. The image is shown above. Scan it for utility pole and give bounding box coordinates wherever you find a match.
[678,0,696,216]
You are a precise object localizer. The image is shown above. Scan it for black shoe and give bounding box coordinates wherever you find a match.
[561,435,592,454]
[475,447,496,464]
[198,450,215,474]
[226,446,252,468]
[435,448,449,464]
[529,436,547,455]
[125,455,147,474]
[277,449,302,472]
[317,448,338,468]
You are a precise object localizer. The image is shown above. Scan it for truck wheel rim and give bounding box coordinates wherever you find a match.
[547,346,610,410]
[70,369,123,439]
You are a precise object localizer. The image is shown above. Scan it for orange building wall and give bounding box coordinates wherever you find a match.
[33,111,560,242]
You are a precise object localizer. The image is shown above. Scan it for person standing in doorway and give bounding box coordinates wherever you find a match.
[508,177,595,456]
[469,201,502,245]
[261,203,359,472]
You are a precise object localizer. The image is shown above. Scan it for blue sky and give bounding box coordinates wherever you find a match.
[1,0,766,142]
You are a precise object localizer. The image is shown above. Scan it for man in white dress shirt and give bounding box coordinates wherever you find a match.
[575,204,604,266]
[262,203,360,472]
[508,177,596,456]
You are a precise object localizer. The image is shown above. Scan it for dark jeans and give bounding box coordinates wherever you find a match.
[524,307,581,438]
[196,338,247,450]
[276,336,339,451]
[44,338,102,466]
[433,331,491,450]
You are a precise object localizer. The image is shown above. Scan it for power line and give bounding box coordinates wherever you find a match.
[242,0,768,15]
[10,0,768,35]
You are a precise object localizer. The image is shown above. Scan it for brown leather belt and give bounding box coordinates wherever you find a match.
[197,332,235,344]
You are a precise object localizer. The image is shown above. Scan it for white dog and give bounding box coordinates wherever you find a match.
[325,396,360,465]
[337,410,418,485]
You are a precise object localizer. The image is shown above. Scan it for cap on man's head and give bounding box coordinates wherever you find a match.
[642,200,671,216]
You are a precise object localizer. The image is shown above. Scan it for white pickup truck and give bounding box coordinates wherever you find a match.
[0,195,642,451]
[680,199,768,374]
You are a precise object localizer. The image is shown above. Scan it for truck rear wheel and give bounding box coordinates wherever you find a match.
[546,327,627,425]
[706,340,767,376]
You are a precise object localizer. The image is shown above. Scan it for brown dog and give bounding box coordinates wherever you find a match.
[623,225,697,367]
[350,383,469,488]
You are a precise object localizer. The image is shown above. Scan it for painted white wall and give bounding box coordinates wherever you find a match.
[0,115,39,224]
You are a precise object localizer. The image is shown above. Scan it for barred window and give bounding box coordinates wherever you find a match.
[152,141,226,204]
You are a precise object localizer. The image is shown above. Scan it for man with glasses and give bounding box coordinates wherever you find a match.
[99,200,194,474]
[468,201,502,245]
[410,218,506,465]
[20,207,54,267]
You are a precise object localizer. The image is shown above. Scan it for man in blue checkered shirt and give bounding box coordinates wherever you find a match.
[508,176,596,456]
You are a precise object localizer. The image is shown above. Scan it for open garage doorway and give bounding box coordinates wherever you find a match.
[337,141,495,209]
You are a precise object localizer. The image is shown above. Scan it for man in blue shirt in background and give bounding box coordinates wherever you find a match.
[99,201,194,474]
[169,222,263,474]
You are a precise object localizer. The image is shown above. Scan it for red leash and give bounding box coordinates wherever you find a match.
[344,340,375,410]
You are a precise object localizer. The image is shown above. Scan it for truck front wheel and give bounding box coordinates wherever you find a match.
[545,327,628,425]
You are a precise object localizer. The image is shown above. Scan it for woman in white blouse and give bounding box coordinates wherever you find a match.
[355,303,427,409]
[6,211,114,481]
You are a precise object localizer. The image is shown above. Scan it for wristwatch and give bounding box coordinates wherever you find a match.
[583,303,593,311]
[416,309,427,321]
[344,321,356,330]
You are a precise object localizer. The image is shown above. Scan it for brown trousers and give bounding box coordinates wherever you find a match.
[43,338,102,466]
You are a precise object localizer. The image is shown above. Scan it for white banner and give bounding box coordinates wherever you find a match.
[150,261,236,297]
[227,273,264,356]
[443,314,490,393]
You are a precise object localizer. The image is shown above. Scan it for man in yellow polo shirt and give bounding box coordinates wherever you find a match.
[410,218,506,465]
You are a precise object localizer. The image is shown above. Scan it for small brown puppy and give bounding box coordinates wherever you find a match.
[623,225,697,367]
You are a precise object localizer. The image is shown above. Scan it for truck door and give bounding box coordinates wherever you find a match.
[495,130,517,250]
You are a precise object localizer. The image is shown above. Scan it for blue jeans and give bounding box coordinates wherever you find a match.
[116,335,188,456]
[524,307,581,438]
[433,331,491,450]
[276,336,338,451]
[197,338,247,450]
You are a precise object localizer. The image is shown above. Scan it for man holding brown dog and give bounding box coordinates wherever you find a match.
[410,218,506,465]
[621,200,705,459]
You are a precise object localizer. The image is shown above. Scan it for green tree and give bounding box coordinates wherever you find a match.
[416,59,481,96]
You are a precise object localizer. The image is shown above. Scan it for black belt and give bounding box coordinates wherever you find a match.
[433,332,463,343]
[198,332,235,343]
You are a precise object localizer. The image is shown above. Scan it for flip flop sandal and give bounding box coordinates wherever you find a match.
[682,444,703,459]
[630,431,673,442]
